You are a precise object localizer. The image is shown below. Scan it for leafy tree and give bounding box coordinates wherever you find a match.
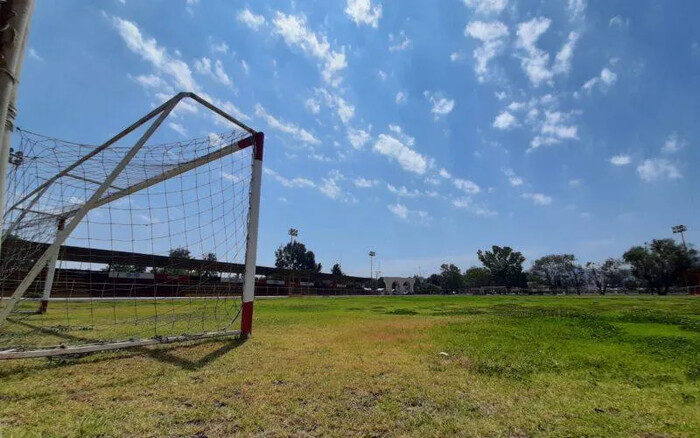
[331,263,345,277]
[463,266,492,288]
[154,247,192,275]
[199,252,218,279]
[623,239,698,295]
[102,264,146,273]
[585,258,622,295]
[426,273,442,287]
[477,246,527,287]
[440,263,464,291]
[530,254,583,293]
[275,241,322,272]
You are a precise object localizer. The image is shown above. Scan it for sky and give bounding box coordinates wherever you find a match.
[14,0,700,277]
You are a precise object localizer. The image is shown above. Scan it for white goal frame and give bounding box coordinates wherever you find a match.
[0,92,264,359]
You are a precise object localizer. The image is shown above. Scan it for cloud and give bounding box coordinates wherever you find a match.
[264,168,316,188]
[608,15,629,28]
[661,133,685,154]
[347,127,371,149]
[305,98,321,114]
[387,184,421,198]
[452,197,497,217]
[112,16,198,92]
[389,30,411,51]
[272,12,347,86]
[439,168,452,179]
[424,91,455,119]
[395,91,407,104]
[319,171,355,202]
[373,127,431,175]
[582,67,617,94]
[345,0,382,28]
[450,52,465,62]
[388,203,431,222]
[310,88,355,124]
[552,32,579,75]
[610,154,631,166]
[521,192,552,205]
[567,0,586,21]
[254,104,320,144]
[354,177,379,188]
[28,48,43,61]
[211,41,229,54]
[569,179,582,187]
[241,60,250,75]
[168,122,188,137]
[194,57,232,86]
[492,111,517,130]
[462,0,508,15]
[237,8,266,30]
[453,178,481,194]
[515,17,553,87]
[503,168,524,186]
[637,159,682,182]
[541,111,578,140]
[464,20,509,81]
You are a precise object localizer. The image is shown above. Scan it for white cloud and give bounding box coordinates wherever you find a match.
[552,32,579,75]
[609,15,629,28]
[503,168,524,186]
[567,0,586,21]
[241,60,250,75]
[452,197,497,217]
[582,67,617,94]
[388,203,431,222]
[312,88,355,124]
[237,8,266,30]
[319,177,342,199]
[387,184,421,197]
[541,111,578,140]
[492,111,517,130]
[462,0,508,15]
[452,197,472,208]
[254,104,320,144]
[373,128,430,175]
[569,179,582,187]
[195,57,232,86]
[272,12,347,86]
[424,91,455,119]
[439,168,452,179]
[453,178,481,194]
[354,177,379,188]
[377,70,387,81]
[305,98,321,114]
[264,167,316,188]
[662,133,685,154]
[28,48,43,61]
[637,158,682,182]
[336,97,355,124]
[395,91,407,104]
[515,17,553,87]
[521,192,552,205]
[345,0,382,28]
[450,52,465,62]
[168,122,188,137]
[610,155,631,166]
[211,41,229,54]
[464,20,509,81]
[347,127,372,149]
[132,74,171,91]
[388,203,409,219]
[529,136,560,152]
[112,16,198,92]
[389,31,411,51]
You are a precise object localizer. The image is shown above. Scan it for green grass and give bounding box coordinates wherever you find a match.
[1,295,699,437]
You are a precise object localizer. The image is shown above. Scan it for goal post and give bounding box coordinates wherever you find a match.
[0,92,263,359]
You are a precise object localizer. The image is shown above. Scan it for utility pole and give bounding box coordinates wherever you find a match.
[368,251,375,291]
[672,225,688,250]
[0,0,35,259]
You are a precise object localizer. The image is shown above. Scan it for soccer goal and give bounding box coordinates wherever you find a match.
[0,92,263,360]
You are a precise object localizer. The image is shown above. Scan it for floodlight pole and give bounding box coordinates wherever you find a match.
[672,225,688,250]
[369,251,375,291]
[241,132,264,338]
[0,0,35,260]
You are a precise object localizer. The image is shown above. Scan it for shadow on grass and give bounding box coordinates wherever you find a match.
[1,319,246,377]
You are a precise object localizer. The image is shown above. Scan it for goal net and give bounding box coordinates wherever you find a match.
[0,93,263,359]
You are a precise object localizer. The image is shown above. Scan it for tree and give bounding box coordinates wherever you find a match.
[623,239,698,295]
[331,263,345,278]
[440,263,464,291]
[102,264,146,273]
[477,246,527,287]
[530,254,582,293]
[199,252,218,279]
[154,247,192,275]
[275,240,322,272]
[463,266,492,288]
[585,258,622,295]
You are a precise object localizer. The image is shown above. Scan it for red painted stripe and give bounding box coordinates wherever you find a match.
[254,132,264,161]
[241,301,254,337]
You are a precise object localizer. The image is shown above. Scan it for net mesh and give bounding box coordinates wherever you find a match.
[1,125,255,352]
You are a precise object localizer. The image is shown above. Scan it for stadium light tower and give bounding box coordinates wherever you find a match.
[672,225,688,249]
[369,251,375,290]
[288,228,298,294]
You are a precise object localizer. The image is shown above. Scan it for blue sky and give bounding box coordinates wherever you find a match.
[15,0,700,276]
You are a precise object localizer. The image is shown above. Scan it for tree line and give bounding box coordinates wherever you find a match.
[414,238,698,295]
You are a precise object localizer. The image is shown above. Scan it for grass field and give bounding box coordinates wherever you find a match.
[1,295,699,437]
